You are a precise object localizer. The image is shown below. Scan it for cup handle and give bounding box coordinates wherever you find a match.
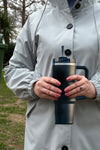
[76,66,89,100]
[76,66,88,79]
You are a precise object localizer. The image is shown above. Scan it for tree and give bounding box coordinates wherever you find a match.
[0,10,15,44]
[0,0,46,41]
[0,0,46,63]
[2,0,7,13]
[8,0,46,27]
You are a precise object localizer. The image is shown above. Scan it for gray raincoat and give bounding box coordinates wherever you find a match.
[4,0,100,150]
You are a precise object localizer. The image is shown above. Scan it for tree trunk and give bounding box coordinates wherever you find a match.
[22,0,26,26]
[2,0,9,44]
[3,0,7,14]
[4,32,9,44]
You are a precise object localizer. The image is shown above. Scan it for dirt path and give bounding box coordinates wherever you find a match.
[0,99,27,123]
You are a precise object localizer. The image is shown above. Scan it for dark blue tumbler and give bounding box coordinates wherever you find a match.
[52,47,88,124]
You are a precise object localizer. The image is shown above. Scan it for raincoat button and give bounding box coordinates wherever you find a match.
[75,3,81,9]
[62,146,68,150]
[65,49,71,56]
[66,23,73,29]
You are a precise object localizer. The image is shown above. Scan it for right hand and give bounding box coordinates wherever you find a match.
[33,76,62,100]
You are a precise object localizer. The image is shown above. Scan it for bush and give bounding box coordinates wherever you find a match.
[3,42,15,65]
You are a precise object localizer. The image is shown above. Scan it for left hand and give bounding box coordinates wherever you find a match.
[64,75,96,99]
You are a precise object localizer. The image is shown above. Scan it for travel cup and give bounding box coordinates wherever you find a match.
[52,46,88,124]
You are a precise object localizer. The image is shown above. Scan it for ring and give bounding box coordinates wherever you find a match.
[80,86,84,91]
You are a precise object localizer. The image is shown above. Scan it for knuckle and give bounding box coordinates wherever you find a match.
[76,88,79,93]
[37,81,41,86]
[48,77,56,84]
[48,78,52,83]
[84,79,88,84]
[38,81,43,88]
[35,82,40,91]
[45,77,51,83]
[81,75,85,78]
[77,75,80,79]
[41,76,45,81]
[75,82,78,87]
[47,90,51,96]
[83,76,87,81]
[38,86,41,93]
[47,84,51,90]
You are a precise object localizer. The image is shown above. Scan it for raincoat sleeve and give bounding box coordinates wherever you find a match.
[90,59,100,100]
[4,14,41,101]
[89,8,100,101]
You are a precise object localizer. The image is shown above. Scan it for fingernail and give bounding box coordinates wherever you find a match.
[57,82,61,86]
[64,88,69,92]
[68,96,72,98]
[55,98,58,100]
[56,94,61,97]
[65,93,69,96]
[67,77,71,81]
[58,89,62,93]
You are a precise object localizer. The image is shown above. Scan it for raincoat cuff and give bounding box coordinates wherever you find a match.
[28,78,41,100]
[90,80,100,100]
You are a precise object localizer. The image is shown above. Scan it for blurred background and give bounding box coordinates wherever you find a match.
[0,0,46,149]
[0,0,46,65]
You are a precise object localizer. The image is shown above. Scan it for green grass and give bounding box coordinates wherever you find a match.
[0,72,18,104]
[0,71,27,150]
[0,106,26,115]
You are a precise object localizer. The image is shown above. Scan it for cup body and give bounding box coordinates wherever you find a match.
[52,55,88,124]
[52,61,76,124]
[53,63,76,102]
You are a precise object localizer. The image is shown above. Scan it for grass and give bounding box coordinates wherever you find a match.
[0,71,27,150]
[0,106,26,115]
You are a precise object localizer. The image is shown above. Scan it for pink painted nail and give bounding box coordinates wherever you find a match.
[56,94,61,97]
[67,77,71,81]
[65,93,69,96]
[58,90,62,93]
[57,82,61,86]
[64,89,69,92]
[55,98,58,100]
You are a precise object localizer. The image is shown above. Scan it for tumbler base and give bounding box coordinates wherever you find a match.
[55,102,75,124]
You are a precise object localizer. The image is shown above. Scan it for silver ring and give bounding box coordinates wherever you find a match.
[80,86,84,91]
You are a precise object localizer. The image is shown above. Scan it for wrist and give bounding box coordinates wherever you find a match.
[33,81,40,99]
[90,82,97,99]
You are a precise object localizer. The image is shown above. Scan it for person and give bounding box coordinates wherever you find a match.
[4,0,100,149]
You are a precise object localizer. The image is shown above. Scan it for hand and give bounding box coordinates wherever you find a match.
[33,76,62,100]
[64,75,96,99]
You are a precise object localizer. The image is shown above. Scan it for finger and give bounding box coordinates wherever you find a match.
[67,75,83,81]
[65,75,86,92]
[65,80,84,92]
[67,90,85,98]
[43,77,61,86]
[41,93,59,100]
[42,82,62,94]
[65,86,85,97]
[42,87,61,98]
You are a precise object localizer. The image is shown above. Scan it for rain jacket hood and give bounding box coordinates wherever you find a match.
[48,0,94,10]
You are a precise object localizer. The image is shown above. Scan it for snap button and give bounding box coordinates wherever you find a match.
[62,146,68,150]
[75,3,81,9]
[66,23,73,29]
[65,49,71,56]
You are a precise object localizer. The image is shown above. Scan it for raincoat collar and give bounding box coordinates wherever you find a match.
[48,0,69,10]
[48,0,95,10]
